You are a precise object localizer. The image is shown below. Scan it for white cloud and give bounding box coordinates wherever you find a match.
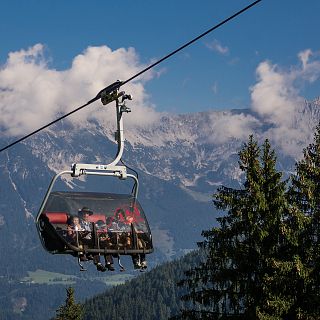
[1,44,320,160]
[299,49,312,70]
[206,39,229,55]
[250,49,320,157]
[251,49,320,123]
[190,49,320,156]
[0,44,160,137]
[207,111,261,144]
[298,49,320,82]
[250,60,302,124]
[211,81,218,94]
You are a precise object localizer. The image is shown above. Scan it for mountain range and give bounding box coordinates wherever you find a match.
[0,97,319,318]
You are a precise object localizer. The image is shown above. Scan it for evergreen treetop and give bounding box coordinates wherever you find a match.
[175,136,297,319]
[54,287,83,320]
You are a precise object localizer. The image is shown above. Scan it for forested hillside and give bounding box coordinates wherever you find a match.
[83,250,203,320]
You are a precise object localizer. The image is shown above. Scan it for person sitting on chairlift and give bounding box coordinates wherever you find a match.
[67,215,83,241]
[115,208,147,270]
[67,215,88,261]
[79,207,92,239]
[96,219,115,272]
[78,207,106,271]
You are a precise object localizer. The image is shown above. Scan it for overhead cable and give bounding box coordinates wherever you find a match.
[0,0,262,153]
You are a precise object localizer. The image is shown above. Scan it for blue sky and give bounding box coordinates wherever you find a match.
[0,0,319,120]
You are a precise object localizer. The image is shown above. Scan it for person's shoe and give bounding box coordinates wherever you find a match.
[96,263,106,272]
[133,261,141,269]
[106,263,115,271]
[141,261,147,270]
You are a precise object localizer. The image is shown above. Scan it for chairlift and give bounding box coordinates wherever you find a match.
[35,83,153,271]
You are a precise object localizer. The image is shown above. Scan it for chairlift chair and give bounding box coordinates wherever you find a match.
[35,84,153,271]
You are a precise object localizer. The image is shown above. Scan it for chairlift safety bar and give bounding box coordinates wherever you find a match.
[71,163,127,178]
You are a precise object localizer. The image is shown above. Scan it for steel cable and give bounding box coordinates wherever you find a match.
[0,0,261,153]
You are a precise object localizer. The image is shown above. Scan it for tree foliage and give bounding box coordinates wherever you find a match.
[175,135,320,319]
[54,287,83,320]
[288,123,320,318]
[83,251,203,320]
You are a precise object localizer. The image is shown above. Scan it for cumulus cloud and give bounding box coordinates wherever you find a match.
[1,44,320,160]
[206,39,229,55]
[251,49,320,122]
[199,49,320,156]
[250,60,302,125]
[250,49,320,157]
[0,44,160,137]
[207,111,261,145]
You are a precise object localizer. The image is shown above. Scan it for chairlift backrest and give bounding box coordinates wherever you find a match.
[44,212,68,224]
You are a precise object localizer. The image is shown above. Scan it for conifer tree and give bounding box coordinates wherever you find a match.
[175,136,292,319]
[54,287,83,320]
[288,123,320,317]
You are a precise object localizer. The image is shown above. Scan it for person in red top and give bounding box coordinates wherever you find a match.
[114,206,147,270]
